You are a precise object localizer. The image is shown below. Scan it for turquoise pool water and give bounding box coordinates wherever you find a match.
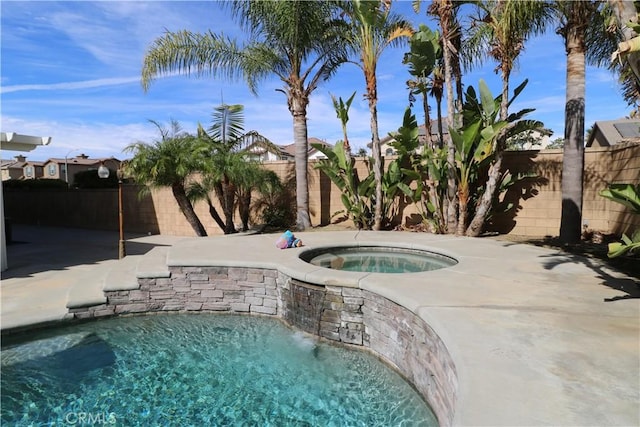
[303,246,457,273]
[1,315,438,426]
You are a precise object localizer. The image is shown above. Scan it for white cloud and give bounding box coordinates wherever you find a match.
[0,77,142,94]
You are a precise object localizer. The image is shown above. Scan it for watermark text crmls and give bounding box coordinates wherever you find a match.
[64,411,116,425]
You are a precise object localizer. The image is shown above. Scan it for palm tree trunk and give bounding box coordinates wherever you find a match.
[436,96,444,149]
[206,197,226,231]
[367,74,384,231]
[171,183,207,236]
[457,184,469,236]
[291,94,312,231]
[422,93,433,149]
[439,0,458,234]
[238,191,251,231]
[559,5,587,244]
[222,177,236,234]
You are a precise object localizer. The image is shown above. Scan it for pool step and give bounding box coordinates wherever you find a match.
[135,246,171,279]
[66,247,170,310]
[66,259,121,309]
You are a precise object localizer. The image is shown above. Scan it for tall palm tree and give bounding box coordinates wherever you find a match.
[403,24,441,150]
[463,0,552,236]
[341,0,413,230]
[141,1,348,231]
[420,0,464,232]
[555,0,619,243]
[124,120,209,237]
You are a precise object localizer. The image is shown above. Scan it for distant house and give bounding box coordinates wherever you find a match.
[23,159,45,180]
[380,119,450,156]
[586,118,640,147]
[231,131,335,162]
[247,137,333,161]
[240,131,294,162]
[281,137,333,160]
[1,155,29,181]
[509,128,554,150]
[41,154,120,187]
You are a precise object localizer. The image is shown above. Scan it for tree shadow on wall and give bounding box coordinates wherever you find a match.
[485,151,550,234]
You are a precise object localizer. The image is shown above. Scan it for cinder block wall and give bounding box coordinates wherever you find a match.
[4,143,639,238]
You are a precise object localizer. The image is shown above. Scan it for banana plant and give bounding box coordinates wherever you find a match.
[450,119,497,235]
[460,79,543,235]
[600,183,640,258]
[389,108,447,232]
[331,91,357,155]
[313,141,374,229]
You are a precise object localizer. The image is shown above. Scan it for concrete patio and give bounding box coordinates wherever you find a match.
[1,224,638,426]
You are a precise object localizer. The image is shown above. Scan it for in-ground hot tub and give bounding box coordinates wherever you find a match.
[300,245,458,273]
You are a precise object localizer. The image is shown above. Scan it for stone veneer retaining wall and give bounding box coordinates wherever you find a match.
[69,266,458,427]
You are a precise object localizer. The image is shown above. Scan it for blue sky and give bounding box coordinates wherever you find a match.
[1,0,632,162]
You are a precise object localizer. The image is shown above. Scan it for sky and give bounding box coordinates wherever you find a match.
[0,0,633,163]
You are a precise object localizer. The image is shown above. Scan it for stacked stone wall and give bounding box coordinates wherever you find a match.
[69,267,457,426]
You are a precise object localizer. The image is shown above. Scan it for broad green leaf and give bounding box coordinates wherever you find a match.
[600,183,640,213]
[507,79,529,109]
[479,79,495,119]
[461,120,482,157]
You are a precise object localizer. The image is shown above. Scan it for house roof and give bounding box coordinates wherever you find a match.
[0,159,24,170]
[45,156,119,166]
[380,119,450,146]
[281,137,333,157]
[586,118,640,147]
[240,131,293,159]
[25,161,45,167]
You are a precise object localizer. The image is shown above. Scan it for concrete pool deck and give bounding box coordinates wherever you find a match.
[1,225,639,426]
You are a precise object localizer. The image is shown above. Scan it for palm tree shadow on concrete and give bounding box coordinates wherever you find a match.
[542,250,638,301]
[499,237,639,301]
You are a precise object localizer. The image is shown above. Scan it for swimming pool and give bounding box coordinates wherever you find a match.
[1,314,438,426]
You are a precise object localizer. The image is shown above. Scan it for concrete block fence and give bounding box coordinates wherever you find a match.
[5,142,639,238]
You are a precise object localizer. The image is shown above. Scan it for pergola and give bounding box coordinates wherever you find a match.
[1,132,52,271]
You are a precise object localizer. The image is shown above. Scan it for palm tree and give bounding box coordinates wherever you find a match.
[340,0,413,230]
[610,0,640,86]
[555,0,619,244]
[124,120,209,237]
[420,0,464,232]
[403,24,441,150]
[141,1,348,231]
[189,104,269,235]
[463,0,552,236]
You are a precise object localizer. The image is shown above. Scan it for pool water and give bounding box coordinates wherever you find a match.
[1,314,438,426]
[305,246,456,273]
